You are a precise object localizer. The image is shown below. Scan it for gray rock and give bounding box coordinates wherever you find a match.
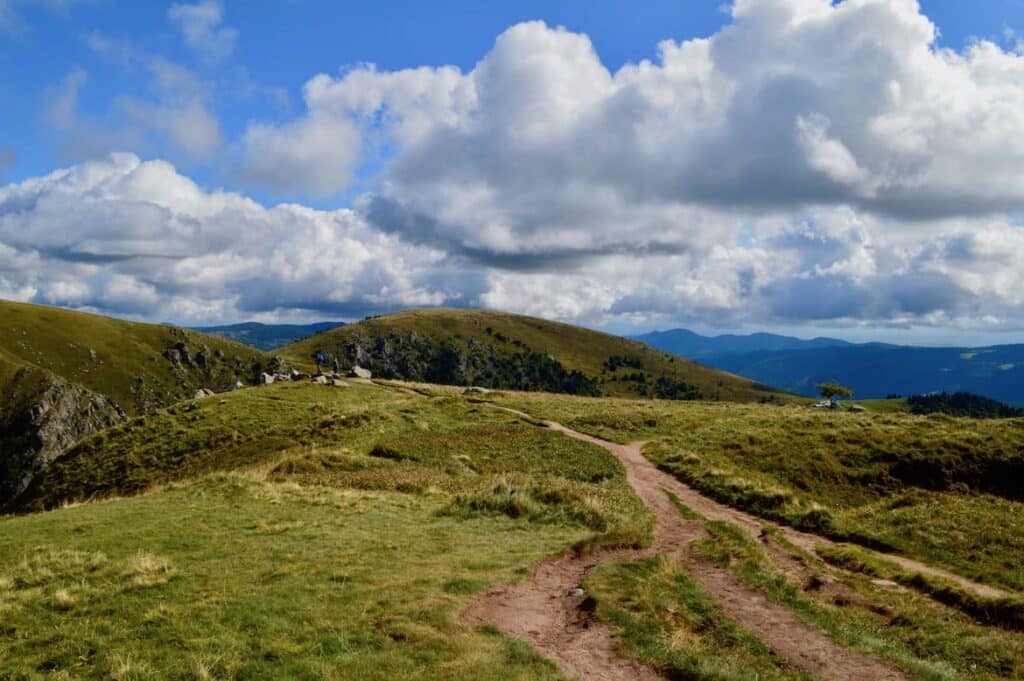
[260,373,275,385]
[1,368,127,510]
[332,379,349,387]
[350,365,372,379]
[312,375,329,385]
[464,386,489,395]
[566,587,585,597]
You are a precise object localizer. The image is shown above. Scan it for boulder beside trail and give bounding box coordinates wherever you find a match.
[350,365,372,379]
[193,388,216,399]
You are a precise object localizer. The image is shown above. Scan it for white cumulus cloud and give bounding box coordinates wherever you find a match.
[0,154,456,322]
[230,1,1024,330]
[12,1,1024,334]
[168,0,238,62]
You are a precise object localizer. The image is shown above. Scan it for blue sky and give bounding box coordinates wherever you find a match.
[1,1,729,186]
[3,0,1024,345]
[4,1,1022,187]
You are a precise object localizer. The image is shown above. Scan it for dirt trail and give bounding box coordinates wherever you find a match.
[545,422,905,681]
[466,407,905,680]
[463,548,663,681]
[549,422,1006,600]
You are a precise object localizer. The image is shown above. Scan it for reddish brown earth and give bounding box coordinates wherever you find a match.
[464,411,908,680]
[462,547,663,681]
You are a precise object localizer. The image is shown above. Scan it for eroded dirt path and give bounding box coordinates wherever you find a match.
[466,407,906,680]
[463,548,663,681]
[546,422,906,681]
[553,423,1006,600]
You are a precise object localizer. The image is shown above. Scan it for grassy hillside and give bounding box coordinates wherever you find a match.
[490,390,1024,592]
[0,299,273,507]
[5,380,1024,678]
[281,308,782,402]
[0,299,268,416]
[0,380,653,677]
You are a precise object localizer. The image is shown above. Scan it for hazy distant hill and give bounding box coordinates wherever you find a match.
[193,321,344,350]
[636,328,1024,404]
[634,328,857,358]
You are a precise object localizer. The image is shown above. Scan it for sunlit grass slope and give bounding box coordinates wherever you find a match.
[0,299,267,415]
[10,382,647,550]
[5,377,1024,678]
[281,308,783,401]
[0,479,578,679]
[490,390,1024,593]
[0,380,654,678]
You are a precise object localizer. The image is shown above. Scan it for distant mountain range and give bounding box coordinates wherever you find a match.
[634,329,858,357]
[634,329,1024,405]
[192,321,344,350]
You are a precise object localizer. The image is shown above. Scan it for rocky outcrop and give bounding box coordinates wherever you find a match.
[155,331,265,408]
[1,368,127,510]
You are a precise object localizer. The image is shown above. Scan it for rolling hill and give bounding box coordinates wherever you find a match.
[636,328,1024,404]
[192,320,344,350]
[0,299,268,507]
[280,308,783,402]
[4,378,1024,678]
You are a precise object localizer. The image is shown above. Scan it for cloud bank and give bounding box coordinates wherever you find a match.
[6,0,1024,331]
[0,154,463,321]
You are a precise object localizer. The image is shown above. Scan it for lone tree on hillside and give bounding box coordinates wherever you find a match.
[817,382,853,404]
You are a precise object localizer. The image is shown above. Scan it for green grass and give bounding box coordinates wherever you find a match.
[837,490,1024,591]
[677,497,1024,680]
[853,398,911,414]
[584,555,812,680]
[280,308,782,402]
[0,380,658,678]
[489,390,1024,592]
[12,382,653,551]
[6,375,1024,678]
[12,382,406,512]
[0,478,574,679]
[816,544,1024,631]
[0,299,267,416]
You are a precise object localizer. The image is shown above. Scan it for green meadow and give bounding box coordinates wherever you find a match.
[4,379,1024,679]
